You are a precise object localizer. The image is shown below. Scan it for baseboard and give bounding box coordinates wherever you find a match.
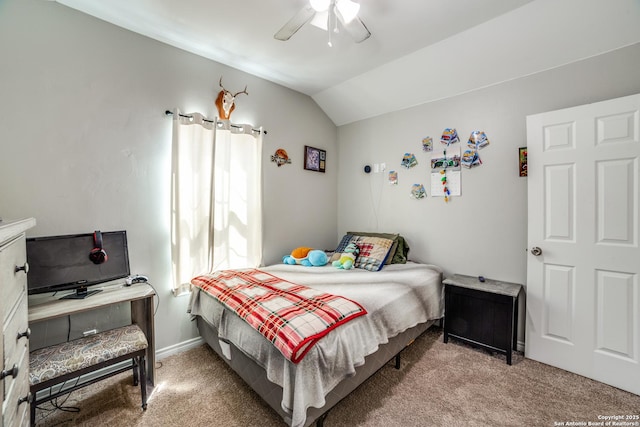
[517,340,525,353]
[155,336,204,361]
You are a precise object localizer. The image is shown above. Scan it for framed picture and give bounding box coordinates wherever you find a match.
[304,145,326,173]
[519,147,527,177]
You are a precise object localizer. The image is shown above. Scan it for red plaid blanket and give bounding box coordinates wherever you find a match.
[191,269,367,363]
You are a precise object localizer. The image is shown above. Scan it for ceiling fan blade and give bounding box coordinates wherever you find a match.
[274,5,316,41]
[336,13,371,43]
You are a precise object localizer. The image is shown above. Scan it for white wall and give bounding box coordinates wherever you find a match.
[0,0,337,352]
[336,42,640,344]
[2,0,639,353]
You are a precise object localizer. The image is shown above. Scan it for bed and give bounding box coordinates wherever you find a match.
[187,258,444,427]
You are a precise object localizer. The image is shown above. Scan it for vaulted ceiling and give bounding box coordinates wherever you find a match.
[55,0,640,125]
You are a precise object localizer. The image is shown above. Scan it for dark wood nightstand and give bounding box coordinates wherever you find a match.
[443,274,523,365]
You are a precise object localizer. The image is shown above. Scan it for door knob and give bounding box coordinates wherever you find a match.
[530,247,542,256]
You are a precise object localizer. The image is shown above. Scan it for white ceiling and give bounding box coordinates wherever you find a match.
[55,0,640,125]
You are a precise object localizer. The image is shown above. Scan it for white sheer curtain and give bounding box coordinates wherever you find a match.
[170,110,263,296]
[211,121,263,271]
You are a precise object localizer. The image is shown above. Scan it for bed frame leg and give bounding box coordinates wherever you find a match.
[395,353,401,369]
[316,411,329,427]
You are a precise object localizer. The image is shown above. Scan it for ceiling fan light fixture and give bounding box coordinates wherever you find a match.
[275,0,370,44]
[310,0,330,12]
[336,0,360,24]
[310,10,329,30]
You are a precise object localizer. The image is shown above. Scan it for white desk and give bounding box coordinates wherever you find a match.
[28,283,156,385]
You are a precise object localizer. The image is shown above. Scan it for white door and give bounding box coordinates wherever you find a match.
[525,93,640,395]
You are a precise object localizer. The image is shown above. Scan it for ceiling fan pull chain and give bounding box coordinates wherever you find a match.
[332,1,339,33]
[327,0,338,47]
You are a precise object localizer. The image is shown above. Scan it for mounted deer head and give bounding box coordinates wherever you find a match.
[215,77,248,120]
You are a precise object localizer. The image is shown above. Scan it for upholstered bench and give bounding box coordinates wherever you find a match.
[29,323,148,426]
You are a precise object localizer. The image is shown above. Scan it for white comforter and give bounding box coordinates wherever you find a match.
[188,262,444,427]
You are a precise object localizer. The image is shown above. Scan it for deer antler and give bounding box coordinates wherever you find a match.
[234,86,249,97]
[219,76,248,97]
[215,76,248,120]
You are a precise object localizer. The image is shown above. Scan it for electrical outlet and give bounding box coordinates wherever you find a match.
[373,163,380,173]
[380,162,386,171]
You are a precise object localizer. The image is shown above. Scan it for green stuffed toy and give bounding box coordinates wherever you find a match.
[332,242,360,270]
[283,247,328,267]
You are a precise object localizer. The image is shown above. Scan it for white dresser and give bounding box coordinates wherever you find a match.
[1,218,36,427]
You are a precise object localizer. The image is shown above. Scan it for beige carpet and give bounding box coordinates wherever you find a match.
[34,327,640,427]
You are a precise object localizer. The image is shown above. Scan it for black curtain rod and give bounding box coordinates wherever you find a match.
[165,110,266,134]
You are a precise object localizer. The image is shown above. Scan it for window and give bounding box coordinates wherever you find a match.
[170,112,263,295]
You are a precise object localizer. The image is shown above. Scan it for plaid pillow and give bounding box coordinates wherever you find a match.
[353,236,394,271]
[347,231,400,264]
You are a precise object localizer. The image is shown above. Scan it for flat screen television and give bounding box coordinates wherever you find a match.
[26,230,130,299]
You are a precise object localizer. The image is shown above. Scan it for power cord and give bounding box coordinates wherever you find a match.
[35,377,81,424]
[130,275,160,316]
[146,281,160,316]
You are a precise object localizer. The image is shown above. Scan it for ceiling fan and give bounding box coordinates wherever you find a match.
[274,0,371,45]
